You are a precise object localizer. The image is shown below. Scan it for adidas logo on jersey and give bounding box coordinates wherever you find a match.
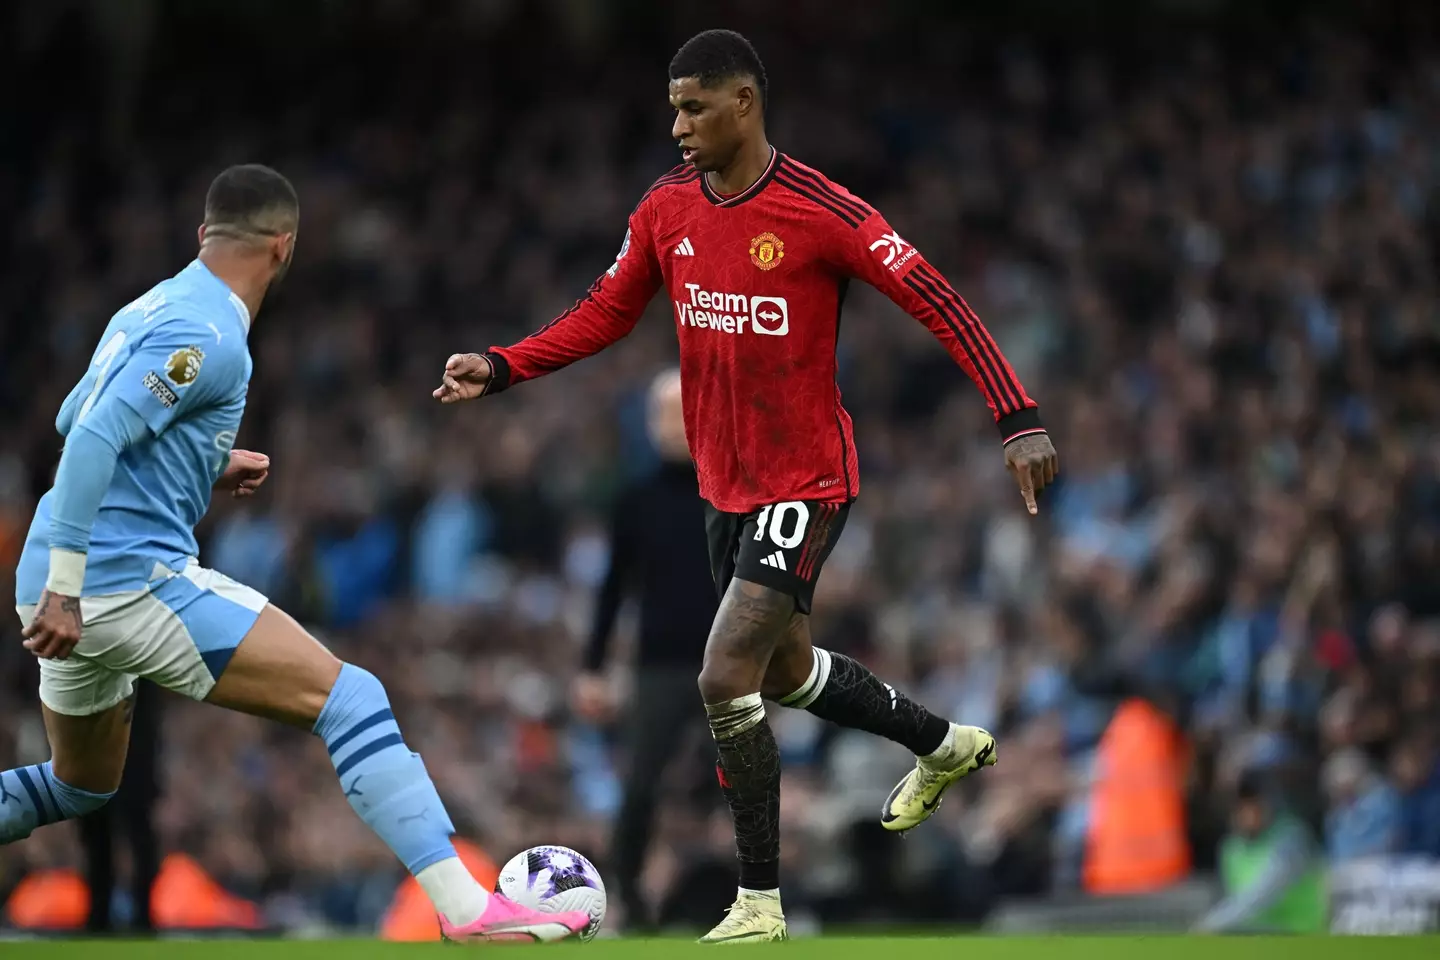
[759,551,787,571]
[674,237,695,256]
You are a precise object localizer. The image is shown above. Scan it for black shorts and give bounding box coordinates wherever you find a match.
[704,500,850,615]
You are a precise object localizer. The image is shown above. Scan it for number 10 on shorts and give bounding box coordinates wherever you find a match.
[754,502,811,549]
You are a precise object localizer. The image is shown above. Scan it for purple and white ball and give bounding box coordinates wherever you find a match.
[495,845,607,941]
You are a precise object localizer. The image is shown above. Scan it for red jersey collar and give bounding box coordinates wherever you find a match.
[700,148,782,207]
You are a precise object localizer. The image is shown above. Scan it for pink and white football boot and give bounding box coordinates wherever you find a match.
[438,893,590,944]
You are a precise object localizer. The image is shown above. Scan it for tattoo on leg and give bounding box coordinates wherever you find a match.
[700,583,793,891]
[708,581,794,676]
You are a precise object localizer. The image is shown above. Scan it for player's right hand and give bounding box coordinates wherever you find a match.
[433,353,493,403]
[23,589,83,660]
[1005,432,1059,516]
[572,673,615,723]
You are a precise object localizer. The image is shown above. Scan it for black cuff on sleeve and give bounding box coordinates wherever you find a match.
[998,407,1045,444]
[481,351,512,395]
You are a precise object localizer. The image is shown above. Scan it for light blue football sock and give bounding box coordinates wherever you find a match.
[314,663,458,874]
[0,762,113,844]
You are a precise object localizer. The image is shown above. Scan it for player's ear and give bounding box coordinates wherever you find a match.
[735,83,755,119]
[197,224,207,246]
[274,232,296,265]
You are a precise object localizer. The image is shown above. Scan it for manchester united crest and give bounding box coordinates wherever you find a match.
[749,232,785,271]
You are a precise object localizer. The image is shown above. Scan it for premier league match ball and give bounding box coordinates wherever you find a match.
[495,845,608,941]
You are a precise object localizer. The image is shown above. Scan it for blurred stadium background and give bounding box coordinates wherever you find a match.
[2,0,1439,941]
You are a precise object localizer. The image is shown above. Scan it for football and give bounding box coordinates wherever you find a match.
[495,845,608,941]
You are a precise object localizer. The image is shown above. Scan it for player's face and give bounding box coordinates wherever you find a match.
[647,371,688,459]
[1233,798,1266,839]
[669,77,750,172]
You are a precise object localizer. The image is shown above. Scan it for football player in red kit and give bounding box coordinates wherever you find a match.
[436,29,1058,942]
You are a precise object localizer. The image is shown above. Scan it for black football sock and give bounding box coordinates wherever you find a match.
[779,648,950,757]
[706,693,781,893]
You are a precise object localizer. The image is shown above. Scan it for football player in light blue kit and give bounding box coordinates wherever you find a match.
[3,165,587,944]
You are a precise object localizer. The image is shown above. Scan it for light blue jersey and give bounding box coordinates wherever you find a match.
[5,235,475,894]
[16,260,253,603]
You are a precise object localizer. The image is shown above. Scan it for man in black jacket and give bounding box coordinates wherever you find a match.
[574,368,716,930]
[79,680,160,934]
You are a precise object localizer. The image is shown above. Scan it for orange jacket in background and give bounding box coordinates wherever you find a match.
[4,853,260,930]
[151,853,262,929]
[380,838,499,941]
[1082,697,1191,895]
[4,870,89,930]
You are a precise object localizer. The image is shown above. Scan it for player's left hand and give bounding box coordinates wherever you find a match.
[1005,432,1059,516]
[216,449,271,498]
[23,589,84,660]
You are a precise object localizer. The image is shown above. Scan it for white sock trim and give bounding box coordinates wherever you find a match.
[416,855,490,927]
[778,647,831,710]
[921,724,957,763]
[706,692,767,739]
[737,887,781,901]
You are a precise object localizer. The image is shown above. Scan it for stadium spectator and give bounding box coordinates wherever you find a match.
[1193,770,1326,934]
[574,368,715,931]
[77,680,161,934]
[1323,749,1403,862]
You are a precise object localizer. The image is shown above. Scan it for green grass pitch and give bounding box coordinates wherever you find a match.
[1,937,1438,959]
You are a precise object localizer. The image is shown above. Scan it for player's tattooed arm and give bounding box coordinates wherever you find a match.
[1004,433,1059,516]
[22,589,84,661]
[701,580,795,699]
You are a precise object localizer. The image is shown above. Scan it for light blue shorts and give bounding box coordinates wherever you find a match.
[14,559,267,716]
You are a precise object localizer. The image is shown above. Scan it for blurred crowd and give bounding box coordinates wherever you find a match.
[2,0,1439,934]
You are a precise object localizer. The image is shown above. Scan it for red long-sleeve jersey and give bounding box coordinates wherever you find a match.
[485,150,1044,513]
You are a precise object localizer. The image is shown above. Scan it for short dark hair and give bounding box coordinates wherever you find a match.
[203,164,298,241]
[1235,768,1269,803]
[669,29,767,108]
